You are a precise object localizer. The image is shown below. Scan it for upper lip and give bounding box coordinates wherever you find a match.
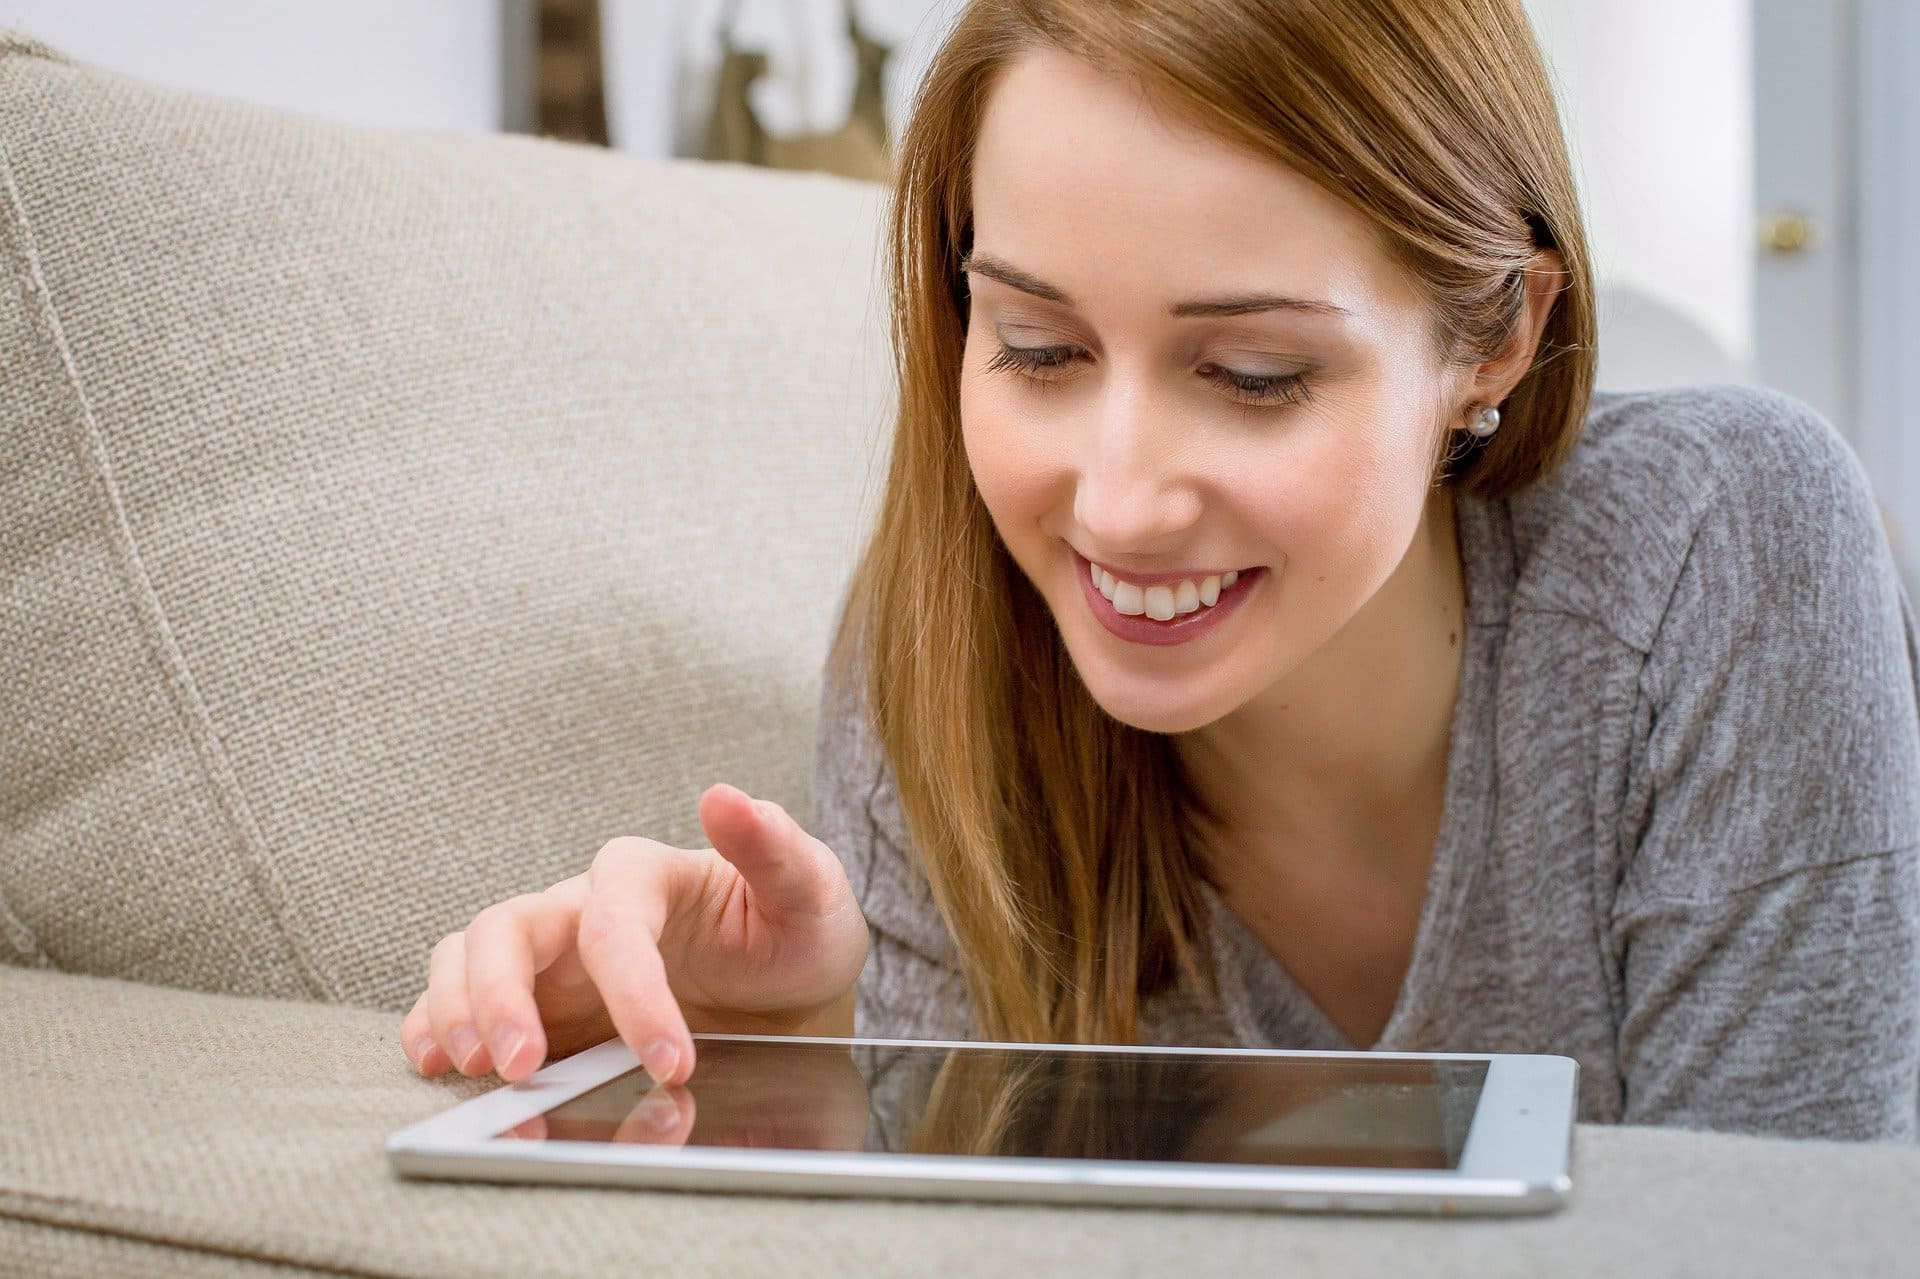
[1075,549,1253,587]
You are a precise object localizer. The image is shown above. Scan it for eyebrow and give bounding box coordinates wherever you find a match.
[958,250,1352,320]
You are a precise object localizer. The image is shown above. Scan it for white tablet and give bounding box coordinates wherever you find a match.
[386,1033,1577,1215]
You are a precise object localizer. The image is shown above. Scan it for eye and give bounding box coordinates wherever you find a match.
[1197,363,1313,408]
[985,342,1311,409]
[984,341,1078,381]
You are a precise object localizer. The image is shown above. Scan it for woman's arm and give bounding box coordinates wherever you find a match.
[1613,847,1918,1140]
[1610,396,1920,1142]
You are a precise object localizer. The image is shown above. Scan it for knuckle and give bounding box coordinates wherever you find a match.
[472,988,522,1029]
[592,835,656,870]
[467,900,519,936]
[429,931,463,963]
[574,899,624,954]
[590,838,684,902]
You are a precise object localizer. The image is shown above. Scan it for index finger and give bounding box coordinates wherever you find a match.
[575,838,702,1085]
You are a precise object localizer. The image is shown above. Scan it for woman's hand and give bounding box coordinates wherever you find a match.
[399,782,869,1086]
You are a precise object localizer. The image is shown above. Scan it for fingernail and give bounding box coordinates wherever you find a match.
[639,1092,679,1132]
[490,1024,526,1073]
[410,1036,435,1068]
[450,1024,482,1072]
[642,1036,679,1082]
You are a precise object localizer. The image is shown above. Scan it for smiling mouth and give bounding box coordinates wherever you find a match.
[1082,557,1257,620]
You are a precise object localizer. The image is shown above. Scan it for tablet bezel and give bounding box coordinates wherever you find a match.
[385,1033,1577,1215]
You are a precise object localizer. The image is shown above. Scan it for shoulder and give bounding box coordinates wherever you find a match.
[1508,387,1920,896]
[1502,382,1884,653]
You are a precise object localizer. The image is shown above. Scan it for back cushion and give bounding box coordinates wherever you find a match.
[0,31,892,1010]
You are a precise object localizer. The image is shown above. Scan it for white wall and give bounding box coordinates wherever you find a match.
[1853,0,1920,567]
[1522,0,1754,377]
[0,0,505,132]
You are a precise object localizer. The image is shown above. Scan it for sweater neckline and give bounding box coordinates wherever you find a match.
[1199,485,1514,1052]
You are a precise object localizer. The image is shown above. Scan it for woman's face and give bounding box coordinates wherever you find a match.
[960,46,1467,735]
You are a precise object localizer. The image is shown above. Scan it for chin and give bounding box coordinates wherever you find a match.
[1060,638,1231,736]
[1091,689,1225,736]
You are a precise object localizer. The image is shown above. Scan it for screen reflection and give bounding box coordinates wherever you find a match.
[495,1038,1487,1170]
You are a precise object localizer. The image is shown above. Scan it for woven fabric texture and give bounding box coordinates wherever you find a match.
[0,29,892,1013]
[8,964,1920,1278]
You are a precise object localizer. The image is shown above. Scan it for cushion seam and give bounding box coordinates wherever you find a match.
[0,1193,392,1278]
[0,129,334,1002]
[0,889,53,967]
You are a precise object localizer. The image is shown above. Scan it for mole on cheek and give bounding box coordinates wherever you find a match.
[1449,630,1457,646]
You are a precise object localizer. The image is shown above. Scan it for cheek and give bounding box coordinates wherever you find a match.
[1233,431,1390,544]
[959,372,1062,532]
[1239,407,1430,572]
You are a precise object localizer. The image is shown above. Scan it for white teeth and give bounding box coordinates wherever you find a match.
[1091,559,1251,620]
[1090,562,1117,599]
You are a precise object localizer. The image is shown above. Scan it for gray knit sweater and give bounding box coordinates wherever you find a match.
[811,384,1920,1144]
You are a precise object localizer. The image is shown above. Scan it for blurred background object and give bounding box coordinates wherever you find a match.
[3,0,1914,571]
[695,0,892,180]
[530,0,610,144]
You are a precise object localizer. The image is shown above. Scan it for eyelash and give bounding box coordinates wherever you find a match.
[983,342,1313,409]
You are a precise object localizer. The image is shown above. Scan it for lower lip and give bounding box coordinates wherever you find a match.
[1074,550,1265,648]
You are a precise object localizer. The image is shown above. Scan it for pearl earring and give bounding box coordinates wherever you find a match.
[1467,403,1501,438]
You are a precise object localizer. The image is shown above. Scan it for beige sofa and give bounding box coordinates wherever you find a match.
[3,29,1916,1278]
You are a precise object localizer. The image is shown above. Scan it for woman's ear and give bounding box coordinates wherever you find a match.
[1464,246,1569,408]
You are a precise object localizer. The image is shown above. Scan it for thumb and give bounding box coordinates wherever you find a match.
[697,782,844,917]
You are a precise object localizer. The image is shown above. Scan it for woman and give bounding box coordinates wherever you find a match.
[399,0,1920,1141]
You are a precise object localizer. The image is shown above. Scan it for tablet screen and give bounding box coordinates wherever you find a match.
[494,1038,1489,1170]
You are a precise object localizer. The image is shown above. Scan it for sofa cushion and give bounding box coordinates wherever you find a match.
[4,964,1919,1277]
[0,30,891,1010]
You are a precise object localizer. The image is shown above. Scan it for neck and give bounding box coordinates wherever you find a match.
[1177,484,1467,885]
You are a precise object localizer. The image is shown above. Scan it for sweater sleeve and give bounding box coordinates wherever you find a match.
[1610,395,1920,1142]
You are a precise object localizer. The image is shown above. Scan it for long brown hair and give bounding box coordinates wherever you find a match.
[827,0,1596,1046]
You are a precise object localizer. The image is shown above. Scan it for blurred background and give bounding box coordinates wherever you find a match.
[2,0,1914,570]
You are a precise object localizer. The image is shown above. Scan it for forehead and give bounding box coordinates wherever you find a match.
[969,45,1416,321]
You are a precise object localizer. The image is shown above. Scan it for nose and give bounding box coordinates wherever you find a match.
[1072,375,1202,554]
